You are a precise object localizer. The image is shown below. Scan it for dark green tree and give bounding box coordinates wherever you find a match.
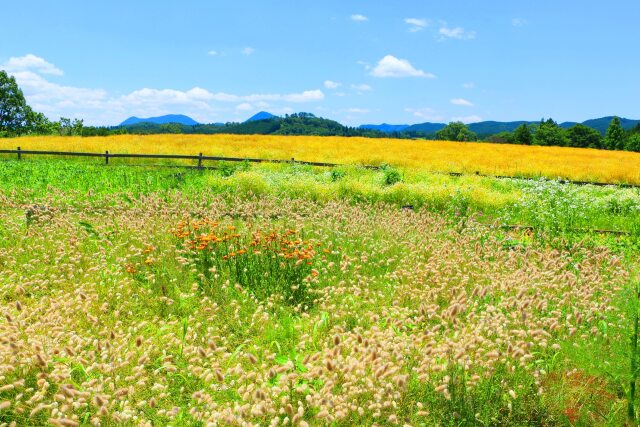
[533,118,568,146]
[604,116,626,150]
[435,121,477,142]
[58,117,72,136]
[566,124,602,148]
[487,131,514,144]
[625,134,640,152]
[513,124,533,145]
[0,70,34,135]
[26,110,55,135]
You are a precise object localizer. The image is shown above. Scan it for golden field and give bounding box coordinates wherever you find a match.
[3,134,640,184]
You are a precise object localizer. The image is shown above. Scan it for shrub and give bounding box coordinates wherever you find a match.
[381,164,403,186]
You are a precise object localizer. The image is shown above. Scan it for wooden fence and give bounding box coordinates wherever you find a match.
[0,146,366,169]
[0,146,637,188]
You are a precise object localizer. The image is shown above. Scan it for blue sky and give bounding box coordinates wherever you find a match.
[1,0,639,126]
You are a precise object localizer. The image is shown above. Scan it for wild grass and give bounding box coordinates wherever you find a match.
[0,159,639,425]
[3,133,640,184]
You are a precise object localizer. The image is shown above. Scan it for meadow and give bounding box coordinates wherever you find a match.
[0,153,639,426]
[3,134,640,185]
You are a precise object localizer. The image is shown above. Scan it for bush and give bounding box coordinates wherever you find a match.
[381,164,403,186]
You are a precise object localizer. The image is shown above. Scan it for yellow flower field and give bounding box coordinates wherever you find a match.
[3,134,640,185]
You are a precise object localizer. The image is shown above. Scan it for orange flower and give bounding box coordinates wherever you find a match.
[144,258,153,266]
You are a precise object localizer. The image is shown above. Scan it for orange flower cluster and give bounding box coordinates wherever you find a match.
[173,220,318,263]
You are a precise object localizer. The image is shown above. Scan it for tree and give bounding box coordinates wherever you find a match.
[604,116,625,150]
[513,124,533,145]
[533,118,568,146]
[0,70,34,135]
[487,131,514,144]
[72,118,84,136]
[566,124,602,149]
[625,134,640,152]
[435,121,477,142]
[58,117,72,136]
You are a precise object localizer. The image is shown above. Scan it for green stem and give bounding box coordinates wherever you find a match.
[629,283,639,423]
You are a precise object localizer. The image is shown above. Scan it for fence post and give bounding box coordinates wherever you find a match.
[198,153,203,169]
[17,146,21,160]
[291,157,295,165]
[105,150,109,165]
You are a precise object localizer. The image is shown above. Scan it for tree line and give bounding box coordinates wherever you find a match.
[435,118,640,152]
[1,69,639,152]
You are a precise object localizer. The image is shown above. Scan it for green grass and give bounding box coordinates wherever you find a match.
[0,158,639,425]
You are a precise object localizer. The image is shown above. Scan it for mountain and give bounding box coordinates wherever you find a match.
[580,117,640,135]
[360,124,409,133]
[365,117,640,137]
[246,111,277,122]
[467,121,532,135]
[120,114,199,126]
[403,122,446,134]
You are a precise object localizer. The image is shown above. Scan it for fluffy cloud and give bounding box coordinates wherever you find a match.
[241,47,255,56]
[462,82,475,89]
[370,55,434,78]
[450,98,473,107]
[404,18,429,32]
[3,54,64,76]
[351,83,372,93]
[324,80,341,89]
[404,107,443,122]
[439,26,476,40]
[2,54,325,125]
[452,115,482,123]
[346,108,370,114]
[235,103,253,111]
[350,14,368,22]
[207,50,218,56]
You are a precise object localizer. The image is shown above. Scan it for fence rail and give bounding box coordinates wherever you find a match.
[0,146,637,188]
[0,147,367,169]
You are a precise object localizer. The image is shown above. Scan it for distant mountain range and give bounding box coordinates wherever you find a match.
[118,113,640,137]
[363,116,640,136]
[359,123,409,133]
[120,114,200,126]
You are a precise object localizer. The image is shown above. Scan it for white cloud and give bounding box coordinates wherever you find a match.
[350,14,368,22]
[3,54,64,76]
[450,98,474,107]
[462,82,475,89]
[207,50,218,56]
[439,26,476,40]
[241,47,255,56]
[404,107,443,122]
[324,80,341,89]
[3,55,326,125]
[404,18,429,32]
[370,55,434,78]
[235,103,253,111]
[124,87,324,104]
[356,60,371,71]
[512,18,527,27]
[280,90,325,102]
[346,108,370,114]
[452,115,482,124]
[351,83,372,93]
